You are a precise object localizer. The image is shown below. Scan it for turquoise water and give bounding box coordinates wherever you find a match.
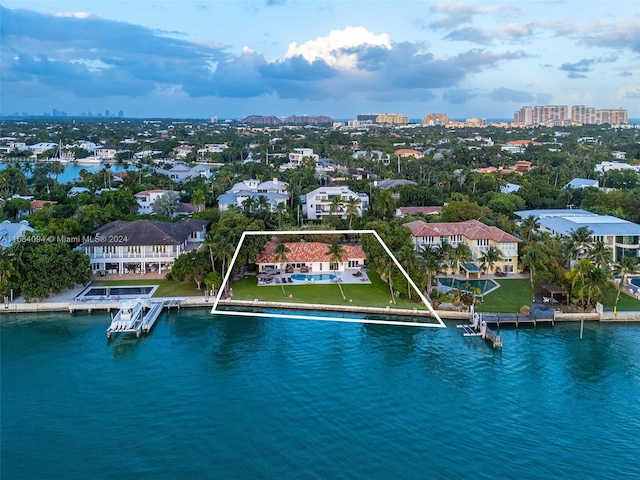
[2,309,640,479]
[0,161,129,183]
[290,273,336,282]
[630,277,640,288]
[439,277,498,294]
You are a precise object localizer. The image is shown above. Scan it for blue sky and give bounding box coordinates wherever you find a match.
[1,0,639,119]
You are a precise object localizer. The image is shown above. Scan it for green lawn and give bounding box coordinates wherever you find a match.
[476,278,532,313]
[230,273,428,310]
[92,279,203,297]
[600,284,640,311]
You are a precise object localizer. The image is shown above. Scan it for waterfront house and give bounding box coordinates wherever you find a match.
[404,219,521,276]
[79,218,208,275]
[217,178,289,212]
[515,209,640,264]
[256,241,366,274]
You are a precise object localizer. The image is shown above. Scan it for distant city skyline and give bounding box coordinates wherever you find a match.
[1,1,639,119]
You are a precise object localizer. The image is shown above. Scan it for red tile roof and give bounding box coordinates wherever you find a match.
[403,219,521,244]
[257,241,366,264]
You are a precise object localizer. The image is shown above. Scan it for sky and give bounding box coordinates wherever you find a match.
[1,0,639,120]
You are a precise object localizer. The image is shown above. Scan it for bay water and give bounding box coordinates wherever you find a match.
[2,308,639,479]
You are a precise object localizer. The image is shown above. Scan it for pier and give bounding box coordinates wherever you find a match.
[106,299,166,339]
[457,308,503,348]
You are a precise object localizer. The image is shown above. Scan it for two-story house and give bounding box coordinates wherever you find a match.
[303,186,369,221]
[80,219,208,275]
[217,178,289,212]
[135,189,198,216]
[515,209,640,264]
[404,219,521,276]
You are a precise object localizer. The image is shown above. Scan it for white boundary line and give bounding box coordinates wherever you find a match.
[210,229,445,328]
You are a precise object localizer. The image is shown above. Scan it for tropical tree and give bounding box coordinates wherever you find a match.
[480,246,504,300]
[588,241,613,271]
[190,186,207,212]
[275,202,287,229]
[520,246,550,294]
[256,195,269,213]
[377,256,397,304]
[213,235,236,293]
[451,243,473,276]
[326,242,347,300]
[49,160,65,184]
[420,245,445,299]
[152,191,180,217]
[613,257,639,311]
[242,196,256,216]
[345,197,361,229]
[518,215,540,248]
[396,245,419,300]
[372,189,395,219]
[566,226,594,264]
[273,242,291,297]
[329,195,344,218]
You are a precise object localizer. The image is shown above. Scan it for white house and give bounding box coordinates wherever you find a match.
[256,241,366,274]
[173,145,194,159]
[135,189,197,216]
[79,219,208,275]
[95,146,117,160]
[217,178,289,212]
[303,186,369,220]
[278,148,319,171]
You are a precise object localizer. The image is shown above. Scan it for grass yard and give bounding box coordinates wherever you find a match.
[600,284,640,311]
[230,272,429,311]
[476,279,532,313]
[92,279,203,297]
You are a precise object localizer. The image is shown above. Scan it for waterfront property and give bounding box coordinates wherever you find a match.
[256,241,366,276]
[515,209,640,264]
[302,186,369,220]
[404,219,521,276]
[79,218,208,276]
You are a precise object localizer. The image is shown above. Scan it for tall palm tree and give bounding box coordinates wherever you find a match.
[480,246,503,300]
[451,243,472,276]
[567,258,594,310]
[326,242,347,300]
[214,236,235,294]
[566,226,594,265]
[241,196,256,216]
[588,241,612,271]
[521,246,549,294]
[397,245,419,300]
[372,189,395,219]
[420,245,445,299]
[275,202,287,229]
[345,197,361,229]
[377,256,397,304]
[257,195,269,212]
[273,242,291,297]
[613,257,639,311]
[190,187,207,212]
[329,195,344,218]
[519,215,540,247]
[49,160,65,184]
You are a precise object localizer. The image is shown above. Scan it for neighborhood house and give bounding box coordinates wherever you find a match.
[256,241,366,274]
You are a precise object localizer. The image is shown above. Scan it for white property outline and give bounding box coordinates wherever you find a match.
[210,229,445,328]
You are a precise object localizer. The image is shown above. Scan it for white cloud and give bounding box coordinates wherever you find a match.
[617,84,640,99]
[282,26,391,70]
[53,12,91,19]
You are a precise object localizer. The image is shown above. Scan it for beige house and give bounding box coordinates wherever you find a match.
[404,219,521,276]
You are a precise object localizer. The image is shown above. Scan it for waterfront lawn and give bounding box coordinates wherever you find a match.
[476,279,532,313]
[600,284,640,311]
[230,273,427,310]
[92,279,202,297]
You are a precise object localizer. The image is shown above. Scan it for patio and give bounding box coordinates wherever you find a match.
[257,268,371,286]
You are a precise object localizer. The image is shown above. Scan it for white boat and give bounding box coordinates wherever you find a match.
[76,156,103,165]
[108,299,144,333]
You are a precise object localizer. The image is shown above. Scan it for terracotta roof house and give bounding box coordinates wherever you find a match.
[394,148,424,159]
[30,200,57,212]
[79,219,208,276]
[257,241,366,274]
[404,219,521,276]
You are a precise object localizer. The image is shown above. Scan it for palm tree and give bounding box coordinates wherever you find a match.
[372,189,395,219]
[345,197,361,229]
[190,187,207,212]
[480,246,503,300]
[257,195,269,213]
[377,256,397,304]
[613,257,639,311]
[451,243,472,276]
[397,245,419,300]
[213,236,235,294]
[326,242,347,300]
[520,246,549,294]
[273,242,291,297]
[203,231,217,272]
[49,160,65,184]
[152,191,180,217]
[275,202,287,229]
[567,258,594,310]
[420,245,445,299]
[519,215,540,247]
[241,196,256,216]
[566,226,594,264]
[329,195,344,218]
[588,241,612,271]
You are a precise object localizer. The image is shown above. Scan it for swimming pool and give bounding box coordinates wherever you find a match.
[290,273,336,282]
[76,285,158,299]
[631,277,640,288]
[438,278,498,294]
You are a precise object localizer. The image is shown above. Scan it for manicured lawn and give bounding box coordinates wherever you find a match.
[476,279,532,313]
[230,273,428,310]
[92,279,203,297]
[600,284,640,311]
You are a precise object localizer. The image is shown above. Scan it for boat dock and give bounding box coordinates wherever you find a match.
[457,309,503,348]
[106,299,166,339]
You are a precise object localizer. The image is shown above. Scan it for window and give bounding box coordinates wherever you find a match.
[477,239,489,247]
